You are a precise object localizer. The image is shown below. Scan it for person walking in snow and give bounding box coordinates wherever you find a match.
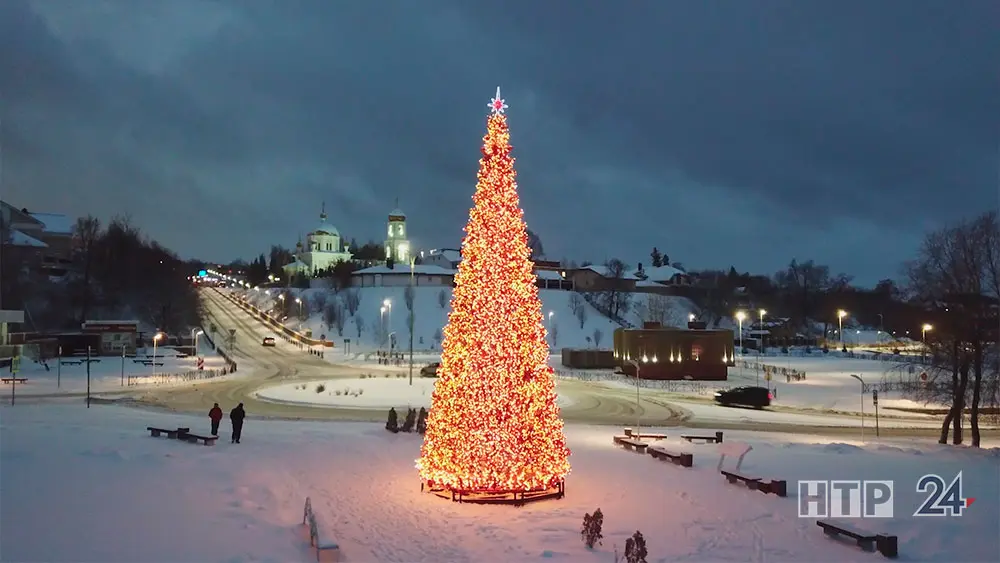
[229,402,246,444]
[208,402,223,436]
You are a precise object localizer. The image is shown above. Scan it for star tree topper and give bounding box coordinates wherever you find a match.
[489,86,508,115]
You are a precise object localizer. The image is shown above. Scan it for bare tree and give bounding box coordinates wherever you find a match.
[433,327,443,347]
[549,323,559,348]
[437,289,448,310]
[323,300,343,334]
[905,211,999,446]
[71,215,102,322]
[637,295,676,326]
[568,292,583,315]
[355,315,365,338]
[598,259,632,320]
[526,228,545,259]
[311,291,328,315]
[343,289,361,316]
[575,301,588,328]
[593,328,603,348]
[404,285,415,312]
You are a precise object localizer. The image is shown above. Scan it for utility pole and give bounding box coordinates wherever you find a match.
[86,346,92,408]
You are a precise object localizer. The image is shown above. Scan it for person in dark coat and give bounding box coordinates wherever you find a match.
[229,403,246,444]
[208,403,223,436]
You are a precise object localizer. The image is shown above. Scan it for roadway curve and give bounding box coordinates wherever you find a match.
[128,289,947,438]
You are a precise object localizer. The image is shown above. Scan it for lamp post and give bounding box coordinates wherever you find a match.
[735,311,746,378]
[379,306,386,351]
[849,373,865,443]
[837,310,847,351]
[383,299,392,350]
[409,257,415,386]
[626,358,643,441]
[688,313,695,323]
[921,324,933,362]
[152,332,163,379]
[295,297,303,320]
[547,311,554,344]
[757,309,766,386]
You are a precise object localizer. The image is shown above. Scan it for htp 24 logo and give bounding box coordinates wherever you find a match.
[797,472,975,518]
[914,472,976,517]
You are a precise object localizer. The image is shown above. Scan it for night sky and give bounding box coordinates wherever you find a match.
[2,0,997,285]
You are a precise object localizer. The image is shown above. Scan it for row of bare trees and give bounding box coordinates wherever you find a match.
[905,211,999,447]
[2,214,200,334]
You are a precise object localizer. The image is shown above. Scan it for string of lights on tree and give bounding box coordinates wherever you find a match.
[416,87,571,493]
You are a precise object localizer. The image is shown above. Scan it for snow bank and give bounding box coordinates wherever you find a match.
[255,376,577,409]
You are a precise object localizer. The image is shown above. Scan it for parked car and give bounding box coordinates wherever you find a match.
[262,336,276,347]
[714,386,772,409]
[420,362,441,377]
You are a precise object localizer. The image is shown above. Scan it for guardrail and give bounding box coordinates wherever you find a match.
[217,289,334,348]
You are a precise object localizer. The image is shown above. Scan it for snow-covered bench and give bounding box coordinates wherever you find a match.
[303,497,339,561]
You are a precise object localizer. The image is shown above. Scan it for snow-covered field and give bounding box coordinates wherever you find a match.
[255,376,577,409]
[6,342,243,397]
[566,354,952,415]
[240,286,697,353]
[2,404,997,562]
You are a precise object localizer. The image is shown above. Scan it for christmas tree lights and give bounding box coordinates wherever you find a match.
[417,88,571,494]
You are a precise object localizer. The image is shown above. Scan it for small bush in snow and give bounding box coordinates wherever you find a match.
[385,407,399,433]
[580,508,604,548]
[384,373,391,378]
[624,531,647,563]
[316,384,326,393]
[416,407,428,434]
[335,389,342,396]
[400,407,417,432]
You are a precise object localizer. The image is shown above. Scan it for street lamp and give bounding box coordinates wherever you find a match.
[409,256,416,386]
[688,313,695,323]
[380,306,387,351]
[547,311,554,343]
[295,297,303,319]
[152,332,164,378]
[735,311,746,377]
[757,309,766,386]
[837,310,848,351]
[625,358,643,441]
[922,324,933,361]
[849,373,865,443]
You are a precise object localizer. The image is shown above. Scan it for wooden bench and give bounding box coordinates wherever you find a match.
[721,469,762,490]
[648,446,693,467]
[623,428,667,440]
[1,378,27,384]
[817,520,898,558]
[302,497,339,561]
[612,436,649,453]
[147,426,181,439]
[682,431,724,443]
[180,432,218,446]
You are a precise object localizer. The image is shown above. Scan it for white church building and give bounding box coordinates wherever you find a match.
[283,204,353,277]
[283,203,412,277]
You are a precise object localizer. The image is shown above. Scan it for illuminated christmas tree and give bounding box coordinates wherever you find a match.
[417,88,571,496]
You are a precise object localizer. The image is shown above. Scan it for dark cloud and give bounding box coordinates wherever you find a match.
[2,0,996,285]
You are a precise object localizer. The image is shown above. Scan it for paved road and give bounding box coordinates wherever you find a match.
[127,288,947,438]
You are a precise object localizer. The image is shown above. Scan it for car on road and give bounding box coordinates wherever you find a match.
[714,386,772,409]
[262,336,276,347]
[420,362,441,377]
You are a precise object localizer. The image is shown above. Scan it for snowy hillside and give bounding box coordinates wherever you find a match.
[244,287,632,352]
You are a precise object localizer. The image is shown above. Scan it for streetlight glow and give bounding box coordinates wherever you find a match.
[837,309,848,350]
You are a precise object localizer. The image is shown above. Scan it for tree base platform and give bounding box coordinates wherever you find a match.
[421,480,565,505]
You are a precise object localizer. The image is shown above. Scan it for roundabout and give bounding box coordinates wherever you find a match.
[123,288,950,438]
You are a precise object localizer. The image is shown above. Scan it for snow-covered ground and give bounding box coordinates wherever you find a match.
[6,341,243,396]
[562,354,954,415]
[254,376,577,409]
[239,286,697,353]
[2,404,997,562]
